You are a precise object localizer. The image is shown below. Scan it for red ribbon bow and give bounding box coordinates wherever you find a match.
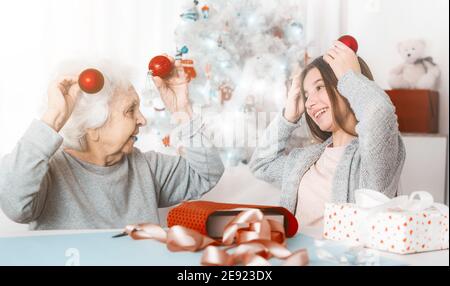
[123,209,309,266]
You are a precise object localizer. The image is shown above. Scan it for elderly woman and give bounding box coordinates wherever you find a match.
[0,60,225,230]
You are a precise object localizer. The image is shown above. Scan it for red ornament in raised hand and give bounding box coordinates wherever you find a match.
[338,35,358,53]
[149,55,173,78]
[78,68,105,94]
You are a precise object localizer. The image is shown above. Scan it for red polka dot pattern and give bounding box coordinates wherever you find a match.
[322,203,449,254]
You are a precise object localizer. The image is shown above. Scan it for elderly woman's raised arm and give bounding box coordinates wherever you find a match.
[0,76,79,223]
[0,119,62,223]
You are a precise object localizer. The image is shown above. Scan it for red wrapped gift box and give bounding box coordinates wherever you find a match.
[167,201,299,238]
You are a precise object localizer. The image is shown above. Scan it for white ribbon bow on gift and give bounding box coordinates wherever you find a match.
[354,189,449,216]
[353,189,449,248]
[318,190,447,262]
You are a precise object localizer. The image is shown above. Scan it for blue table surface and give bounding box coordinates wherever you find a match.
[0,232,406,266]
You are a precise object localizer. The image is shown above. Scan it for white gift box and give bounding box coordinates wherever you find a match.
[323,190,449,254]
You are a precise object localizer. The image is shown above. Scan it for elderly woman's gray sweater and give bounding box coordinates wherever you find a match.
[249,71,406,215]
[0,118,225,230]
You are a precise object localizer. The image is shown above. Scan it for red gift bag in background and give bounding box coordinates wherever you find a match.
[386,89,439,134]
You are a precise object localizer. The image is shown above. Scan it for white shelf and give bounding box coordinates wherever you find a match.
[400,135,448,204]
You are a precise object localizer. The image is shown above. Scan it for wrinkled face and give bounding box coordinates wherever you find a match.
[98,85,147,156]
[398,40,425,63]
[304,68,335,132]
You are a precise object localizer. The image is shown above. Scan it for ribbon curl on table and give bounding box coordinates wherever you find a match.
[121,209,309,266]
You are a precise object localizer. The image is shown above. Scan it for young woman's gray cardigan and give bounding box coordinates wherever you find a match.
[249,71,406,215]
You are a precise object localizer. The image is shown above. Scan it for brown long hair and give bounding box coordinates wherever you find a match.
[300,57,374,142]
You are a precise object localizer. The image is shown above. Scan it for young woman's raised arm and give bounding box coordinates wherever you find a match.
[324,41,406,196]
[249,73,304,189]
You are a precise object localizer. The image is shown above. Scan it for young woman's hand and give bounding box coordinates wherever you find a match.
[152,56,193,123]
[323,41,361,80]
[41,76,81,132]
[284,71,305,123]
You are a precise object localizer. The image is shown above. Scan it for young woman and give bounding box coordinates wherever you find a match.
[249,41,406,228]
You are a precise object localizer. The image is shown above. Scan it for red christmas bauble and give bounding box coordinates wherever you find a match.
[148,55,173,78]
[78,68,105,94]
[338,35,358,53]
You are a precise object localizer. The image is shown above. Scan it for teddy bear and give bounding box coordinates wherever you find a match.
[388,39,440,90]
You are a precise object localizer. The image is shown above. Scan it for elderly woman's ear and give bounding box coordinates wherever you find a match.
[41,76,81,133]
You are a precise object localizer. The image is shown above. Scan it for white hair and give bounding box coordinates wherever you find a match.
[55,60,135,151]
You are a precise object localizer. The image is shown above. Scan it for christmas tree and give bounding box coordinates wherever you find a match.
[145,0,310,166]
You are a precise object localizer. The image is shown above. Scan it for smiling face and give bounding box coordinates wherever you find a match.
[301,64,360,142]
[96,85,147,156]
[299,56,374,142]
[303,68,334,132]
[303,68,335,132]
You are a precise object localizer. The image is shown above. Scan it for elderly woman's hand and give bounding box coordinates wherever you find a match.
[41,76,81,132]
[152,57,193,124]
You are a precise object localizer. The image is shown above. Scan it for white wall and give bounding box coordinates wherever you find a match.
[343,0,449,135]
[342,0,449,204]
[0,0,181,157]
